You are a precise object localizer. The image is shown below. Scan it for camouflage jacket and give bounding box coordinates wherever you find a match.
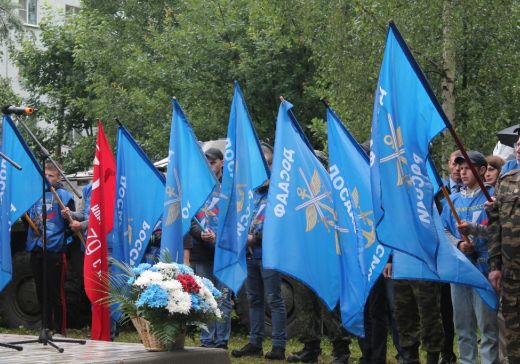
[488,169,520,279]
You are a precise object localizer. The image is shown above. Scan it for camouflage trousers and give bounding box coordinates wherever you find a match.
[393,280,444,353]
[291,280,350,346]
[501,277,520,362]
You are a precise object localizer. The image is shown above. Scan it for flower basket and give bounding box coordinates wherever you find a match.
[105,260,222,351]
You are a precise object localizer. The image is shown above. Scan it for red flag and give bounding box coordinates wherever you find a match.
[84,121,116,341]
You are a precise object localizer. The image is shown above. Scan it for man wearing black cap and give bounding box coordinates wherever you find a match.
[441,151,498,364]
[185,147,232,349]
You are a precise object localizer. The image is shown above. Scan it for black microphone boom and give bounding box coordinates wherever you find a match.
[1,105,35,115]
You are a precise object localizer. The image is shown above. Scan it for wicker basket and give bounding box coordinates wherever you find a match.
[131,317,185,351]
[131,317,166,351]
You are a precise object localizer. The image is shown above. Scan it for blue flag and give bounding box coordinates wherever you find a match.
[370,22,447,272]
[263,100,340,309]
[214,82,269,293]
[0,115,43,291]
[160,99,216,262]
[112,126,165,267]
[327,107,390,336]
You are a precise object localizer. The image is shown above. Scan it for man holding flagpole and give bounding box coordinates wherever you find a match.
[186,147,232,349]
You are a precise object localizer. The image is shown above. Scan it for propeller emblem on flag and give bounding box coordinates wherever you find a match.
[351,187,376,249]
[379,112,408,186]
[295,168,346,254]
[164,167,182,225]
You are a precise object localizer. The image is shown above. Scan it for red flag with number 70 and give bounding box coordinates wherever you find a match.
[84,120,115,341]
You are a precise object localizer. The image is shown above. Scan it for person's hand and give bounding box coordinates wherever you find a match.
[488,270,502,291]
[459,240,475,254]
[69,220,82,233]
[61,207,71,219]
[484,197,496,212]
[200,229,216,244]
[457,220,471,236]
[383,263,392,279]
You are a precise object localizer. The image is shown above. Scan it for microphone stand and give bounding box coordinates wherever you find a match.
[0,152,23,351]
[5,114,86,352]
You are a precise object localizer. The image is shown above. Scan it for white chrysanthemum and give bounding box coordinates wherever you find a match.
[133,270,163,287]
[158,280,183,292]
[153,262,178,280]
[166,290,192,314]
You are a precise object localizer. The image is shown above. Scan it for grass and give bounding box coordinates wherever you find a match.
[0,325,444,363]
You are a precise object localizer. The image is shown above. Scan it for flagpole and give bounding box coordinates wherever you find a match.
[24,213,40,237]
[50,186,86,248]
[388,21,492,202]
[440,186,472,246]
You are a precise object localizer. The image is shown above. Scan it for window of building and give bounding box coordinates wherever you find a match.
[65,5,80,18]
[18,0,38,26]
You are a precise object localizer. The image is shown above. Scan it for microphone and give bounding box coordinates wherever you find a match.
[1,105,36,115]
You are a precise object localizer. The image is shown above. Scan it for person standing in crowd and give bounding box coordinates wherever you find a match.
[436,149,463,364]
[501,130,519,174]
[231,144,287,361]
[286,150,352,364]
[186,147,232,349]
[485,156,506,187]
[442,151,498,364]
[458,153,508,363]
[27,162,75,337]
[444,150,463,193]
[487,144,520,363]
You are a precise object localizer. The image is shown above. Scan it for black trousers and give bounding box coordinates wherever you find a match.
[358,275,389,364]
[440,283,456,357]
[30,250,66,334]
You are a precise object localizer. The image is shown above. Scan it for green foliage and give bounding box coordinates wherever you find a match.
[11,0,520,173]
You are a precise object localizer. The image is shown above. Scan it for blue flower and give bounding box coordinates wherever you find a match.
[127,277,135,285]
[191,294,202,312]
[136,284,169,308]
[178,264,194,275]
[131,263,152,276]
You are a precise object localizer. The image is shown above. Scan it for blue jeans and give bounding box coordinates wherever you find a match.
[245,257,286,349]
[451,284,498,364]
[193,261,232,346]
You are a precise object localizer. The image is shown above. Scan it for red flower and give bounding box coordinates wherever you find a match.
[177,274,200,294]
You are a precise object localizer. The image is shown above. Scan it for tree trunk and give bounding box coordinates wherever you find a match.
[440,0,456,175]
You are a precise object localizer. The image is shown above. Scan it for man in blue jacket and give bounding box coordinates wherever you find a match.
[27,163,75,336]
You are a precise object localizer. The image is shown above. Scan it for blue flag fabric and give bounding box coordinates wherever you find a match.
[214,82,269,293]
[327,107,390,336]
[263,100,340,309]
[0,115,43,291]
[370,23,447,272]
[392,210,498,310]
[160,99,216,263]
[112,126,165,268]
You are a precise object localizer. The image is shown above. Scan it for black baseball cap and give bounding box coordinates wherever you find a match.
[204,147,223,161]
[454,151,487,167]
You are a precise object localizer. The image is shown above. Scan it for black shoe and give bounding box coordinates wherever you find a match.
[231,343,262,357]
[216,343,228,350]
[330,353,350,364]
[287,348,321,363]
[265,346,285,360]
